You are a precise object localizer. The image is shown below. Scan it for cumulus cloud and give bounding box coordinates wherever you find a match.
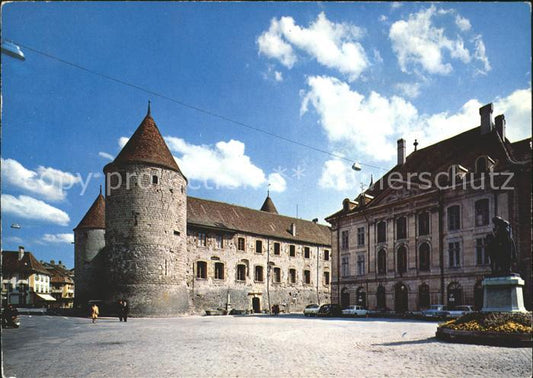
[1,194,70,226]
[395,82,421,98]
[318,159,358,191]
[42,233,74,244]
[258,12,369,81]
[118,137,129,149]
[98,152,114,161]
[1,158,81,201]
[274,71,283,82]
[268,173,287,193]
[301,76,531,165]
[165,137,284,191]
[389,6,490,75]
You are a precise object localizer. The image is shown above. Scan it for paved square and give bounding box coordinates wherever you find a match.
[2,314,531,377]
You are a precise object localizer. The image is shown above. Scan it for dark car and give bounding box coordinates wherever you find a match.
[317,304,343,317]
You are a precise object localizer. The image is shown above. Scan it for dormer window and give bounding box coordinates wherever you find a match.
[475,155,495,174]
[448,164,468,183]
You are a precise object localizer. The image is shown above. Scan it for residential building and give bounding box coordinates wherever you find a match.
[43,260,75,308]
[326,103,531,312]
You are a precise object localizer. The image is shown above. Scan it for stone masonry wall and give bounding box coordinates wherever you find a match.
[74,228,105,307]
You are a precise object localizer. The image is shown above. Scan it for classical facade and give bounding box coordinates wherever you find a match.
[74,106,331,316]
[326,103,531,312]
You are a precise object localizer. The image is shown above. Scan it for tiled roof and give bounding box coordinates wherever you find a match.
[327,127,530,219]
[74,193,105,230]
[260,195,278,214]
[44,264,74,284]
[187,196,331,246]
[2,251,50,275]
[104,111,183,175]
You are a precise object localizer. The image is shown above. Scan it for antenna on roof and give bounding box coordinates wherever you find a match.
[414,139,419,151]
[147,100,151,115]
[267,183,271,197]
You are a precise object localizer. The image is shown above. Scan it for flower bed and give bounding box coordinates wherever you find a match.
[436,312,532,347]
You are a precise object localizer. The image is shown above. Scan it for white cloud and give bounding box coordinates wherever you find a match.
[118,137,129,149]
[395,82,421,98]
[391,2,402,9]
[318,159,358,191]
[165,137,282,191]
[379,15,388,22]
[455,15,471,31]
[1,158,81,201]
[389,6,490,75]
[258,12,369,81]
[1,194,70,226]
[4,236,23,244]
[98,152,114,161]
[274,71,283,82]
[42,233,74,244]
[268,173,286,193]
[301,76,531,165]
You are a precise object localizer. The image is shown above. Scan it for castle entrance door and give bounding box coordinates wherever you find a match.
[252,297,261,313]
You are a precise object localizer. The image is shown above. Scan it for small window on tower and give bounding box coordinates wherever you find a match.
[152,175,158,184]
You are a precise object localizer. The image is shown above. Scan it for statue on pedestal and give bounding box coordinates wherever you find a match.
[485,216,517,276]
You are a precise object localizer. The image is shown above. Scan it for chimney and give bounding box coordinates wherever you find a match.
[290,223,296,236]
[479,103,494,135]
[50,259,55,265]
[18,246,25,260]
[397,138,406,165]
[495,114,506,141]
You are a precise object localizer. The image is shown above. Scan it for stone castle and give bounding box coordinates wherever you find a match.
[74,106,331,316]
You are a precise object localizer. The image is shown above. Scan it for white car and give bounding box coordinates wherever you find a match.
[303,304,320,317]
[444,305,474,318]
[422,304,447,319]
[342,305,368,317]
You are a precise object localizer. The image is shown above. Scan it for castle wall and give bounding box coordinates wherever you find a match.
[74,228,105,307]
[104,164,189,315]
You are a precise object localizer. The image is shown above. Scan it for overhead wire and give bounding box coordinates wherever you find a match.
[4,39,387,171]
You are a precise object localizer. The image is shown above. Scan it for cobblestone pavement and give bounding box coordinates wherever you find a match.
[2,314,531,377]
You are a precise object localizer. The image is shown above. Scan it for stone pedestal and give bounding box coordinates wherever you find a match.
[481,275,527,312]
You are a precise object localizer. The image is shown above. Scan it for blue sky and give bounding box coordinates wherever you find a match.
[1,2,531,268]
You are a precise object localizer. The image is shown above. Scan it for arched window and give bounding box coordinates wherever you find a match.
[356,287,367,308]
[418,212,430,236]
[377,286,386,310]
[474,281,483,310]
[397,246,407,274]
[447,205,461,231]
[475,199,489,226]
[396,217,407,239]
[236,264,246,281]
[377,221,387,243]
[447,282,463,308]
[419,243,430,271]
[419,284,430,309]
[394,283,408,313]
[377,249,386,275]
[341,287,350,308]
[214,262,224,280]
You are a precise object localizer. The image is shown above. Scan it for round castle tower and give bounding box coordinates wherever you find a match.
[103,104,189,315]
[74,189,106,308]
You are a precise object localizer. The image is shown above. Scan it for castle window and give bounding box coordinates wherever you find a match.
[152,175,158,184]
[254,266,264,282]
[289,269,296,284]
[255,240,263,254]
[197,232,207,247]
[236,264,246,281]
[377,249,386,275]
[324,250,330,261]
[377,221,386,243]
[475,199,489,227]
[303,270,311,284]
[396,217,407,240]
[323,271,330,285]
[476,238,489,265]
[289,245,295,257]
[397,246,407,273]
[419,243,430,271]
[216,235,223,249]
[273,267,281,283]
[273,242,280,255]
[196,261,207,279]
[341,230,349,250]
[448,241,461,267]
[304,247,310,259]
[418,212,430,236]
[357,227,365,246]
[447,206,461,231]
[237,237,245,251]
[214,262,224,280]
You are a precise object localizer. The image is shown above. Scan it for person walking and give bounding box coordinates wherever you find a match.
[91,303,99,323]
[118,300,124,322]
[121,299,129,322]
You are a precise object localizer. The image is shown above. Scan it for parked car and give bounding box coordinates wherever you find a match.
[303,304,320,317]
[317,304,343,317]
[443,305,474,318]
[421,305,447,319]
[342,305,369,317]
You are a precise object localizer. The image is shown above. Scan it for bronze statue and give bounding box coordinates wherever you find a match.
[485,216,517,276]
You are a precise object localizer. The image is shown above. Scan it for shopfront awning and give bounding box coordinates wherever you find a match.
[36,293,56,301]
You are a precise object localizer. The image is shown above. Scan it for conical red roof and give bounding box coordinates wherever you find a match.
[74,193,105,230]
[105,110,182,174]
[260,195,278,214]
